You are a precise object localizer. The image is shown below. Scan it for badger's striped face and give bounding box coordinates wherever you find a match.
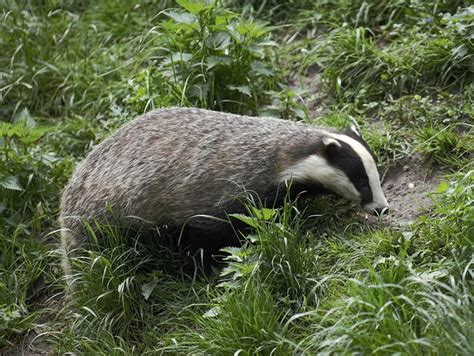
[281,127,389,216]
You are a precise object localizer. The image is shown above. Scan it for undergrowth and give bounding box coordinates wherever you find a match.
[1,0,472,354]
[308,6,473,103]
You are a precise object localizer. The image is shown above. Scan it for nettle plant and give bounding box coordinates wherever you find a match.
[0,111,73,229]
[158,0,278,114]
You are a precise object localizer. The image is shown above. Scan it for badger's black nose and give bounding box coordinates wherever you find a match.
[374,207,390,216]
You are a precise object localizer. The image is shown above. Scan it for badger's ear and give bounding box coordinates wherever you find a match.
[322,137,341,148]
[318,137,341,158]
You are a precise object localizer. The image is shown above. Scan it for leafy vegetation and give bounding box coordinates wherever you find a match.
[156,0,278,113]
[308,6,473,103]
[1,0,472,354]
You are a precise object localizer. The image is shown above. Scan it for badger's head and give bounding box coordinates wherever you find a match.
[281,126,389,216]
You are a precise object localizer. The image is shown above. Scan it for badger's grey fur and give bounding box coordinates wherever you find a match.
[60,108,388,279]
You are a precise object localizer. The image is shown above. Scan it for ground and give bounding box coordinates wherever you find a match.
[382,155,442,224]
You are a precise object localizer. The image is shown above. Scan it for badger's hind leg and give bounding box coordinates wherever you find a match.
[59,217,88,291]
[60,229,77,291]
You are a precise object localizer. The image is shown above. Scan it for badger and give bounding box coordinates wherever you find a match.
[60,107,389,279]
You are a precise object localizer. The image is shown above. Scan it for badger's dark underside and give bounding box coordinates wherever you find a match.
[146,182,326,271]
[78,180,328,272]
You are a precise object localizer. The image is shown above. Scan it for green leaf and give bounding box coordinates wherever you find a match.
[162,52,193,67]
[166,10,197,25]
[436,181,450,193]
[14,108,37,128]
[227,85,252,97]
[229,213,260,229]
[0,176,23,191]
[141,278,159,300]
[176,0,208,15]
[206,31,231,50]
[203,305,221,318]
[452,44,469,59]
[207,55,232,69]
[293,108,307,120]
[251,61,273,76]
[250,207,277,221]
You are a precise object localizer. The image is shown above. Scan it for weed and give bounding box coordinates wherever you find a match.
[295,169,473,354]
[58,220,207,352]
[415,124,473,168]
[308,6,473,103]
[223,196,321,305]
[415,169,473,258]
[227,0,315,24]
[1,112,74,229]
[156,0,279,114]
[0,1,170,120]
[189,282,288,354]
[0,229,51,347]
[261,86,311,120]
[0,111,74,347]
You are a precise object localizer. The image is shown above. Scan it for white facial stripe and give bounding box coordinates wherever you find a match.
[322,137,341,147]
[324,131,388,209]
[279,155,360,203]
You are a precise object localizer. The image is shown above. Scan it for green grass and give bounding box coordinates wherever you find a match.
[1,0,473,354]
[308,12,473,104]
[188,282,288,354]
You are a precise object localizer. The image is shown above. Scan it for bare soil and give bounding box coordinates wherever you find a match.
[377,155,442,226]
[4,329,52,356]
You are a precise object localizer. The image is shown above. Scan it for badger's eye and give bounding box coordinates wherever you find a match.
[358,181,370,194]
[357,179,368,188]
[358,183,372,204]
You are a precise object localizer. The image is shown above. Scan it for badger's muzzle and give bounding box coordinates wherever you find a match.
[363,203,390,216]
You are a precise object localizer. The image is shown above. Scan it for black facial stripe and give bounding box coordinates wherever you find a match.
[343,129,378,164]
[326,140,373,205]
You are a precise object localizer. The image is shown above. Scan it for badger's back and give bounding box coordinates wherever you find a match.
[60,108,324,243]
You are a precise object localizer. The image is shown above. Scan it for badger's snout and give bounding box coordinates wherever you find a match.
[373,206,390,216]
[364,204,390,216]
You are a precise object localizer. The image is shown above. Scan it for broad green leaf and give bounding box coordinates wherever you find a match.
[141,278,159,300]
[226,24,243,43]
[250,207,277,221]
[207,55,232,69]
[251,61,273,76]
[206,31,231,50]
[0,176,23,191]
[176,0,208,15]
[293,108,307,120]
[166,10,197,25]
[229,213,260,229]
[436,181,450,193]
[227,85,252,97]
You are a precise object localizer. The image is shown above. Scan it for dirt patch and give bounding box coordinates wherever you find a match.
[1,278,60,355]
[287,69,329,119]
[289,72,443,227]
[378,155,442,226]
[3,328,52,356]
